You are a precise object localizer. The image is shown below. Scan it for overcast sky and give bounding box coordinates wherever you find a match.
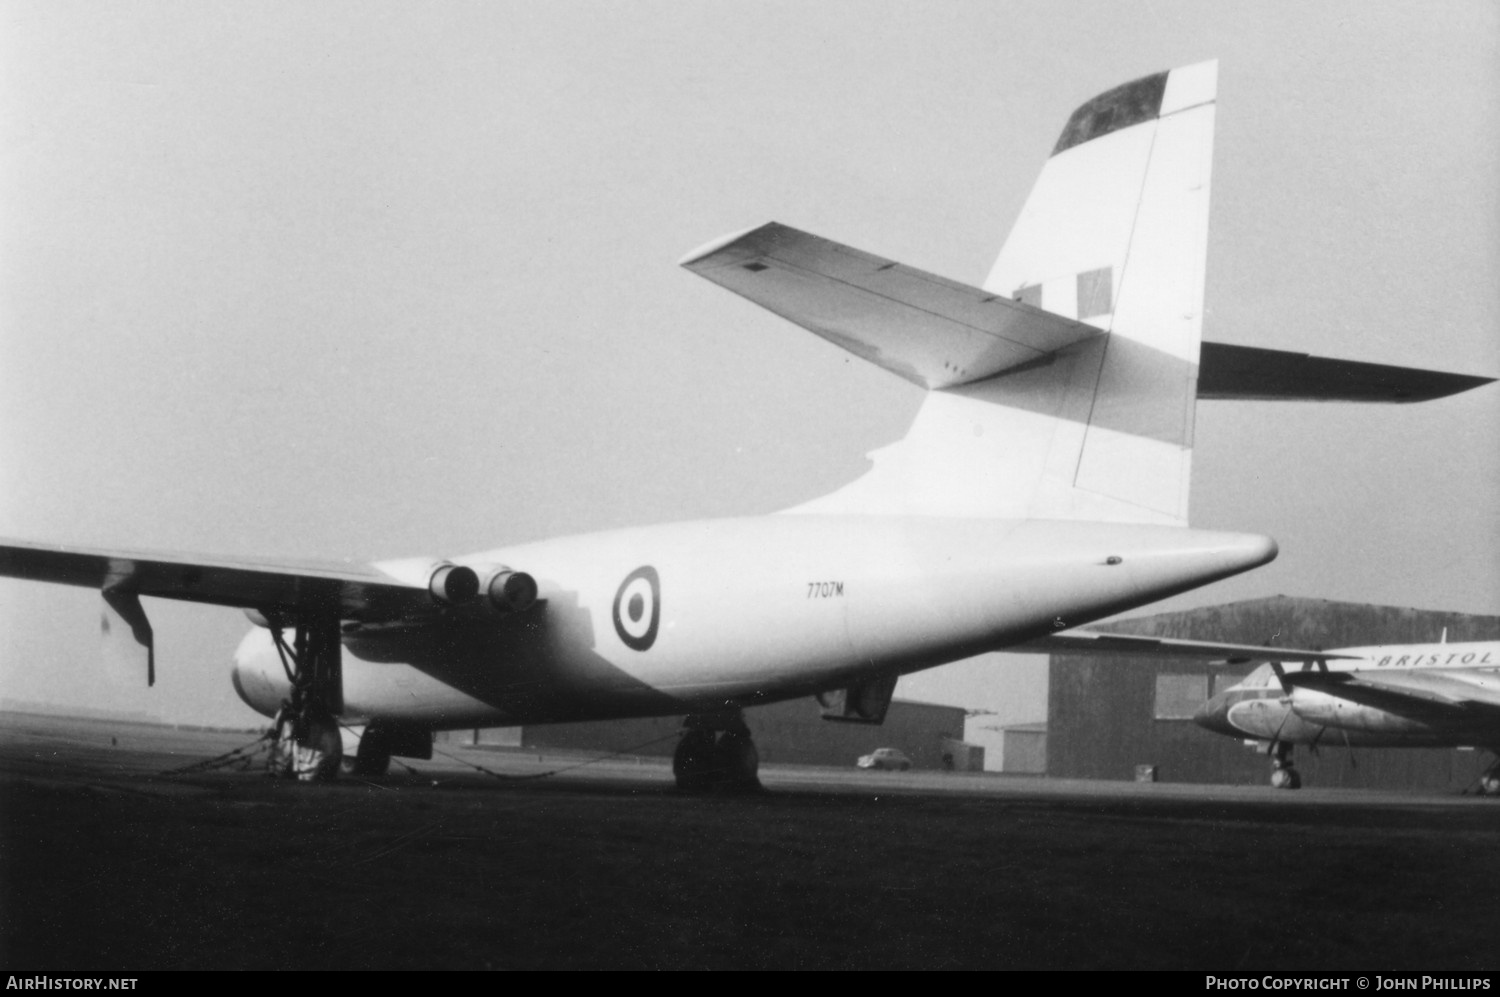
[1,1,1496,728]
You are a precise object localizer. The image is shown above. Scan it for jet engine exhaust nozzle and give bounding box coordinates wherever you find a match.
[482,568,538,614]
[428,563,480,605]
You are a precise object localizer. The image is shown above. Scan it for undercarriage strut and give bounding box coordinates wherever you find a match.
[265,598,344,782]
[1268,739,1301,790]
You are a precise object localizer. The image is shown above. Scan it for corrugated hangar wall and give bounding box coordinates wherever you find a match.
[1048,596,1500,791]
[504,697,968,770]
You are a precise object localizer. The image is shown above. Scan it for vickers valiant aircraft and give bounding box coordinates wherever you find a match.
[0,62,1491,790]
[1195,638,1500,790]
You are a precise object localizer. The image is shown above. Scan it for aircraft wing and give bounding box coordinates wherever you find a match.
[0,536,460,622]
[679,221,1103,390]
[1281,667,1500,721]
[1011,630,1354,664]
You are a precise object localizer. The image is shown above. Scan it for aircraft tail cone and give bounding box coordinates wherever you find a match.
[1068,528,1277,625]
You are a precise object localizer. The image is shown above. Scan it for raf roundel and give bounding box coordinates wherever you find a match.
[612,566,661,651]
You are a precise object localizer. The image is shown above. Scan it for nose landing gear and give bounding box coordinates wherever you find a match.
[1477,752,1500,796]
[1268,740,1301,790]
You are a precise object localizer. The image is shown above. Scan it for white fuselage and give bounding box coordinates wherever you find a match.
[233,515,1275,729]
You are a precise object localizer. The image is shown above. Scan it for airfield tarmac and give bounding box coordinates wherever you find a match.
[1,711,1497,971]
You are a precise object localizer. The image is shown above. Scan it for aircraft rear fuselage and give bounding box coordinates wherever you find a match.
[233,515,1276,727]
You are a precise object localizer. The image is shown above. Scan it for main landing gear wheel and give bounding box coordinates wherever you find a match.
[1268,740,1301,790]
[270,708,342,782]
[340,731,393,778]
[714,730,760,790]
[1477,754,1500,796]
[673,729,718,793]
[673,714,762,794]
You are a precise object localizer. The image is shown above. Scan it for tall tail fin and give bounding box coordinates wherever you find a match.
[681,62,1219,525]
[983,60,1218,523]
[800,61,1216,524]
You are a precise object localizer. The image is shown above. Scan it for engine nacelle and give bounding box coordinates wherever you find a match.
[1288,689,1430,735]
[475,565,538,614]
[374,557,483,607]
[427,563,480,606]
[232,627,290,718]
[242,607,301,629]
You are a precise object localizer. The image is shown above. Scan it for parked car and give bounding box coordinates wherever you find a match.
[856,747,912,771]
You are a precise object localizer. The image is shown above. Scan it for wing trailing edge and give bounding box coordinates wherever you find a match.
[0,536,446,622]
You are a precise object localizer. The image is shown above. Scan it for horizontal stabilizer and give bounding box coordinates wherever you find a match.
[1198,343,1494,402]
[680,222,1101,389]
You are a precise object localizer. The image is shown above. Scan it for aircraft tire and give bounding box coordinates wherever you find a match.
[342,744,392,777]
[714,730,761,792]
[358,749,392,777]
[1270,767,1300,790]
[673,730,717,793]
[294,714,343,782]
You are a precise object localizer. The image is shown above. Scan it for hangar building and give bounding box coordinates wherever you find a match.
[1047,596,1500,792]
